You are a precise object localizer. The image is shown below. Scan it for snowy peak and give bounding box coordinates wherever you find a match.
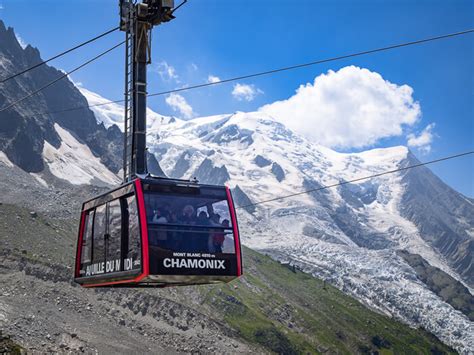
[79,86,179,132]
[79,88,124,131]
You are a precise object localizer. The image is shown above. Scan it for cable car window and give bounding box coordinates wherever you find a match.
[107,199,122,269]
[144,191,235,254]
[144,192,233,228]
[125,195,141,271]
[80,210,94,273]
[92,204,106,265]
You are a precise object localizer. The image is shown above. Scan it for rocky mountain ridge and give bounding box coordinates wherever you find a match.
[0,20,123,175]
[0,20,164,184]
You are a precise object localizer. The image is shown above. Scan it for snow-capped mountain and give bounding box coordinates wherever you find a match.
[79,87,176,132]
[84,94,473,353]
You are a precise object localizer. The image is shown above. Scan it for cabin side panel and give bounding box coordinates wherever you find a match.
[75,182,144,284]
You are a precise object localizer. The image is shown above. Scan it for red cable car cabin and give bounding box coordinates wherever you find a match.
[74,177,242,287]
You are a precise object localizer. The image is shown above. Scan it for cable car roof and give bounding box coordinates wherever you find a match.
[81,175,228,210]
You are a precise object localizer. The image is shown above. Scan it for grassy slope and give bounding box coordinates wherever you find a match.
[198,248,456,354]
[0,203,456,354]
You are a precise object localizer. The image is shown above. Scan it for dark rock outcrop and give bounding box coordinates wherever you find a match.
[0,20,120,173]
[208,124,254,146]
[147,151,166,177]
[170,150,191,178]
[231,185,255,214]
[271,162,285,182]
[254,155,272,168]
[193,158,230,185]
[398,250,473,321]
[338,181,378,209]
[399,152,474,287]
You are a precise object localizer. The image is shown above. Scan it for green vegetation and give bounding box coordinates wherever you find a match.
[199,248,456,354]
[0,203,457,354]
[0,334,25,354]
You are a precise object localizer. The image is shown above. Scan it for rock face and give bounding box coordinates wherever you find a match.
[147,151,166,177]
[193,158,230,185]
[170,150,191,178]
[400,152,474,286]
[398,250,473,321]
[207,123,254,146]
[271,162,285,182]
[0,20,163,183]
[254,155,272,167]
[0,21,122,174]
[231,185,256,214]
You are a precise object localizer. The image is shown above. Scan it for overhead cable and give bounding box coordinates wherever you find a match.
[171,0,188,15]
[235,151,474,210]
[0,26,120,84]
[13,28,474,118]
[0,41,125,113]
[148,29,474,98]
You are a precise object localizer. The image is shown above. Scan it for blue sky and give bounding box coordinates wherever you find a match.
[0,0,473,197]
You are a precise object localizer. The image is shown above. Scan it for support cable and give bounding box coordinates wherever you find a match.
[9,28,474,119]
[148,28,474,98]
[171,0,188,15]
[235,151,474,210]
[0,26,120,84]
[0,41,125,113]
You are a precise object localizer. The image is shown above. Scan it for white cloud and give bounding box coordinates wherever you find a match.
[15,33,27,49]
[232,83,263,102]
[259,66,421,149]
[154,60,179,82]
[65,73,83,87]
[407,123,435,154]
[207,75,221,83]
[189,62,198,71]
[165,93,194,119]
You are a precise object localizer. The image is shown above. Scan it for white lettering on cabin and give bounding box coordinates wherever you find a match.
[84,258,134,277]
[124,258,134,271]
[162,258,226,270]
[85,262,105,276]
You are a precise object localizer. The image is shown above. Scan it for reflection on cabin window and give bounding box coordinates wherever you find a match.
[79,194,142,276]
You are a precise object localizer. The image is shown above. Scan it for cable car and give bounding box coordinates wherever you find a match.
[73,1,243,287]
[74,177,242,287]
